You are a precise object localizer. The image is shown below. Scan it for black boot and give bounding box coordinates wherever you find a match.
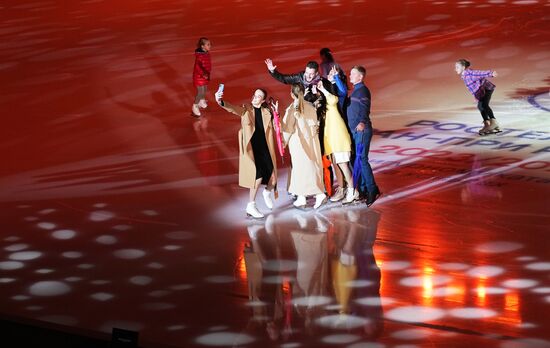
[366,187,381,207]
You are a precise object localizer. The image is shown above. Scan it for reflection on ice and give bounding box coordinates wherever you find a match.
[525,262,550,271]
[392,328,432,340]
[129,276,152,286]
[532,287,550,294]
[195,332,255,346]
[95,235,117,244]
[356,296,396,306]
[52,229,76,240]
[316,314,369,329]
[320,333,361,344]
[475,287,509,295]
[36,222,56,230]
[466,266,505,278]
[379,261,411,271]
[204,275,235,284]
[29,281,71,296]
[61,251,83,259]
[91,292,114,301]
[475,242,523,254]
[113,249,146,259]
[400,275,452,287]
[0,261,25,270]
[292,296,333,307]
[89,210,115,222]
[501,279,539,289]
[4,243,29,251]
[385,306,446,323]
[448,307,498,319]
[500,338,550,348]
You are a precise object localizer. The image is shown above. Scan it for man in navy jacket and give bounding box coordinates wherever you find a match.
[337,66,381,206]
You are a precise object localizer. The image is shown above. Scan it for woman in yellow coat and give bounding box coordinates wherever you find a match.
[316,81,358,204]
[215,87,278,218]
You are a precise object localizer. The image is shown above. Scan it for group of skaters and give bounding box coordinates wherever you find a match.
[192,38,500,218]
[216,51,381,218]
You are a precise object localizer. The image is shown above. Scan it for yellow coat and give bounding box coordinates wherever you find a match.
[220,101,278,190]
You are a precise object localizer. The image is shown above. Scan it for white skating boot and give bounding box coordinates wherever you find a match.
[262,189,273,210]
[293,195,307,208]
[191,104,201,117]
[313,193,327,209]
[486,119,501,134]
[198,99,208,109]
[478,120,490,135]
[342,188,359,205]
[246,202,264,219]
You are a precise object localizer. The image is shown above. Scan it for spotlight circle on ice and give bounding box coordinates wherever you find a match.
[292,296,332,307]
[315,314,369,329]
[9,251,42,261]
[113,249,146,259]
[525,262,550,271]
[449,308,498,319]
[476,241,523,253]
[400,275,452,287]
[391,328,432,340]
[29,281,71,296]
[385,306,445,323]
[5,243,29,252]
[52,229,76,240]
[466,265,504,278]
[195,332,255,346]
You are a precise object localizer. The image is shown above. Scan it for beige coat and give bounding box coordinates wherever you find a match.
[282,102,324,196]
[220,101,278,190]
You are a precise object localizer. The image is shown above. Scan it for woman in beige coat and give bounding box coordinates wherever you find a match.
[281,84,326,209]
[215,87,278,218]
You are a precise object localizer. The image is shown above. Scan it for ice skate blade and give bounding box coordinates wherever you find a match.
[479,130,502,136]
[246,213,264,219]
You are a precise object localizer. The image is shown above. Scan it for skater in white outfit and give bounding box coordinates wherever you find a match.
[280,84,327,209]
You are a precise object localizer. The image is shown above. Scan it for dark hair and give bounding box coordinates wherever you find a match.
[306,61,319,71]
[456,59,471,68]
[352,65,367,77]
[320,48,334,63]
[257,88,270,109]
[257,88,268,100]
[316,93,327,121]
[196,37,209,49]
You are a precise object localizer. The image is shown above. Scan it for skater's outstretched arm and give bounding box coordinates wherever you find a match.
[265,58,302,85]
[468,69,497,79]
[215,89,246,116]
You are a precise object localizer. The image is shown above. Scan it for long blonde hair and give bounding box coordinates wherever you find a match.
[291,84,305,114]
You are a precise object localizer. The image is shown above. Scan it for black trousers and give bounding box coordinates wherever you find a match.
[477,89,495,121]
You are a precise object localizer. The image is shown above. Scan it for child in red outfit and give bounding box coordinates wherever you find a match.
[192,37,212,117]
